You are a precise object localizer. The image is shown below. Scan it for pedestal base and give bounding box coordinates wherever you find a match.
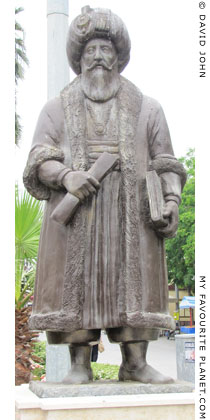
[16,382,195,420]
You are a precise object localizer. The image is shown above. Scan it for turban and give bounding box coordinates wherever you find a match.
[66,6,131,75]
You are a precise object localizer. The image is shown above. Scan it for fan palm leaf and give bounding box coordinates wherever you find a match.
[15,185,43,306]
[15,186,43,260]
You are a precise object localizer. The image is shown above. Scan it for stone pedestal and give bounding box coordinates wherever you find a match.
[15,383,195,420]
[29,379,194,398]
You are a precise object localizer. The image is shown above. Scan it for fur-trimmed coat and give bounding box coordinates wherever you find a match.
[23,76,186,333]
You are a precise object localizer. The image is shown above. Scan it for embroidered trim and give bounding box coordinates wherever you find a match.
[118,77,143,313]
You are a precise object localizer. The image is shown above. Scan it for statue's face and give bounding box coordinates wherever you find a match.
[80,38,120,102]
[81,38,118,73]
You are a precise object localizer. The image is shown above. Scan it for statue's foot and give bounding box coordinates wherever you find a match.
[62,365,93,384]
[119,363,174,384]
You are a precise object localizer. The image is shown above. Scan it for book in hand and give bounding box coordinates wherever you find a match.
[50,152,119,225]
[146,170,168,228]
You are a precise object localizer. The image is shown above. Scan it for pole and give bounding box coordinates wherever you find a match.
[47,0,69,99]
[46,0,70,382]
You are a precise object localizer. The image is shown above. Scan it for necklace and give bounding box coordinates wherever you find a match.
[86,99,113,136]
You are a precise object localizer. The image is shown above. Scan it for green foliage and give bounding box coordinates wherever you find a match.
[31,341,46,381]
[91,363,119,380]
[30,342,119,382]
[165,149,195,294]
[32,341,46,364]
[15,112,22,145]
[15,7,29,145]
[15,184,43,308]
[15,7,29,85]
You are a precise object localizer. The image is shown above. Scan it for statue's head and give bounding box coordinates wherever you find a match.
[66,6,131,75]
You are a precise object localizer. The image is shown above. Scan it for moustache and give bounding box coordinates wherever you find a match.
[87,62,112,71]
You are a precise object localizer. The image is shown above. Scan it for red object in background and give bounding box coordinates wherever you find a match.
[190,307,193,327]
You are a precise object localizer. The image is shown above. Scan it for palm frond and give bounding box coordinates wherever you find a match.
[15,6,29,86]
[15,21,24,32]
[15,187,43,262]
[15,185,43,306]
[15,112,22,146]
[15,37,24,48]
[15,62,24,83]
[15,7,24,15]
[15,47,29,66]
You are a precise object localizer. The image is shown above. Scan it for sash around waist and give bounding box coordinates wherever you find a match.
[87,139,120,169]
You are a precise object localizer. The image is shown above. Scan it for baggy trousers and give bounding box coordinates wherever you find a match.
[46,327,159,345]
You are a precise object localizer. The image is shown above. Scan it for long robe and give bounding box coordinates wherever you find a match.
[23,75,186,333]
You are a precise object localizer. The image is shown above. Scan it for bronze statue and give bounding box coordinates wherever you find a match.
[23,6,186,385]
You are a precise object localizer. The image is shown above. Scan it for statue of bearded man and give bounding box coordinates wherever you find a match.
[23,6,186,385]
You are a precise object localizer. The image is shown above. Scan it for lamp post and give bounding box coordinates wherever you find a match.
[47,0,69,99]
[45,0,70,382]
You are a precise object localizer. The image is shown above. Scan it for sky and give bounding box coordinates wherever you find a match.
[14,0,207,190]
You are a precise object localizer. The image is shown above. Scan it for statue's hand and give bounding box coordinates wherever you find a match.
[155,201,179,239]
[62,171,100,201]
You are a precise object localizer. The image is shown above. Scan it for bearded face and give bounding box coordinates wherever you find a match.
[80,38,121,102]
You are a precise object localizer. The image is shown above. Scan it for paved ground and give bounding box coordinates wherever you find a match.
[98,331,177,380]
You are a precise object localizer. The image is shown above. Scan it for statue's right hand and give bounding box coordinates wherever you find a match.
[62,171,100,201]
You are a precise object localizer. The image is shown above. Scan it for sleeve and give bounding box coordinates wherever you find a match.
[147,99,187,204]
[23,97,70,200]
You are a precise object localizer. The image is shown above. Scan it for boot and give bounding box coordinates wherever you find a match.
[62,344,93,384]
[119,341,174,384]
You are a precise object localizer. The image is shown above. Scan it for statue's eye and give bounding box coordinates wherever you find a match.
[86,47,95,54]
[101,46,111,53]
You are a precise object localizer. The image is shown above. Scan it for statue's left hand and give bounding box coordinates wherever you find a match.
[155,201,179,239]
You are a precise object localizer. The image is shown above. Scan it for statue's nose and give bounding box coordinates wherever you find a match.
[94,47,103,61]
